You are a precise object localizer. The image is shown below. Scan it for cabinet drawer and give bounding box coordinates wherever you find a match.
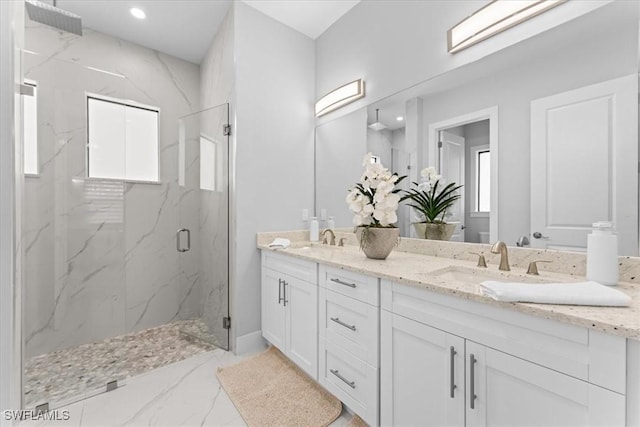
[320,288,379,367]
[319,338,378,427]
[320,265,379,306]
[262,250,317,284]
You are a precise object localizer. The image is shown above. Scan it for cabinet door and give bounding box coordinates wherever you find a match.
[465,342,625,427]
[261,268,285,351]
[381,311,465,427]
[285,277,318,379]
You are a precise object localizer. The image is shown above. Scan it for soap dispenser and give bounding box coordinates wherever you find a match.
[586,221,619,286]
[309,217,319,242]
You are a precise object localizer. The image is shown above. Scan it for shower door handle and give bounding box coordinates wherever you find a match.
[176,228,191,252]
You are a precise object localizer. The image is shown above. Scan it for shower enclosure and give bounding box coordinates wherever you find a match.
[21,41,230,409]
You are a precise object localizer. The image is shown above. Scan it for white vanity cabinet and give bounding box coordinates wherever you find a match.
[381,280,627,427]
[318,266,380,426]
[261,251,318,379]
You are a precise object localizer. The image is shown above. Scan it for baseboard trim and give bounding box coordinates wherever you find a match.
[235,330,267,355]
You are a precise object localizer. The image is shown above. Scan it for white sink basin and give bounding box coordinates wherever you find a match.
[430,265,555,285]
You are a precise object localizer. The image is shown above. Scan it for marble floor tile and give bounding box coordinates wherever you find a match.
[18,348,355,427]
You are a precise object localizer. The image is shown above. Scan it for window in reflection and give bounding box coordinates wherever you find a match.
[476,149,490,212]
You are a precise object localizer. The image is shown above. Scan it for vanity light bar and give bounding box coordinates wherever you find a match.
[315,79,365,117]
[448,0,564,54]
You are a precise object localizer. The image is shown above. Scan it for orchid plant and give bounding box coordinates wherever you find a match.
[400,166,462,223]
[346,153,406,228]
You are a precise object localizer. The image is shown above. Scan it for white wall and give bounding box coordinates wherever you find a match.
[315,0,612,124]
[234,2,315,343]
[1,0,23,422]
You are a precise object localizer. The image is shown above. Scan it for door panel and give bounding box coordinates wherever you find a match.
[261,268,285,351]
[440,131,465,242]
[178,104,230,350]
[286,278,318,379]
[531,75,638,255]
[381,311,465,427]
[465,342,625,427]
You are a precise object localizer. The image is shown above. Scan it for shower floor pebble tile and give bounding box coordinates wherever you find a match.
[17,349,353,427]
[24,320,218,408]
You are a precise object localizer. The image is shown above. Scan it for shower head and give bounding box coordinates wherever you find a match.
[25,0,82,36]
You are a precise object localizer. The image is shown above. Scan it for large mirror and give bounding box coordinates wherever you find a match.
[315,1,639,255]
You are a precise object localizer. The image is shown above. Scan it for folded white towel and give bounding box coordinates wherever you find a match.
[268,238,291,249]
[479,280,631,307]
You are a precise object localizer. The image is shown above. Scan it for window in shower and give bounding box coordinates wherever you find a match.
[87,95,159,182]
[200,135,221,192]
[23,80,38,175]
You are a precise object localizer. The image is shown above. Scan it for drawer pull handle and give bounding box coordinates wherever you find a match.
[278,279,284,304]
[450,346,457,398]
[283,280,288,307]
[469,353,477,409]
[330,278,356,288]
[330,369,356,389]
[330,317,356,331]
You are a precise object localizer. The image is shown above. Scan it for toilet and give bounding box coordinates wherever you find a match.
[478,231,490,243]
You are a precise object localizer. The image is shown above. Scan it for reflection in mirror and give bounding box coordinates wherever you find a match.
[315,108,367,228]
[314,1,639,255]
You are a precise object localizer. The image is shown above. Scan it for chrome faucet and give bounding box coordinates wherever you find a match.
[321,229,336,246]
[490,241,510,271]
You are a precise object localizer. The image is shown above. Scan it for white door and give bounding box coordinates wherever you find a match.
[380,311,465,427]
[440,131,465,242]
[465,342,625,427]
[285,277,318,379]
[261,268,285,352]
[530,75,638,255]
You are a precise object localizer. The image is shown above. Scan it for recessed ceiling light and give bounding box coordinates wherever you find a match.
[130,7,146,20]
[396,116,404,121]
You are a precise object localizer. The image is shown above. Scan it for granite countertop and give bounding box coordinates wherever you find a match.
[257,238,640,340]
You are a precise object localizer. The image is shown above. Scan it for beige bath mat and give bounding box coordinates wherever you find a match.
[347,414,368,427]
[217,346,342,427]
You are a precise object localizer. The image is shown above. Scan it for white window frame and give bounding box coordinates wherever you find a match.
[23,79,38,177]
[469,144,490,217]
[86,93,161,184]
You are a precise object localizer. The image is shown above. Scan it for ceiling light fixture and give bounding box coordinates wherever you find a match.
[396,116,404,121]
[448,0,564,53]
[368,109,387,131]
[315,79,365,117]
[130,7,146,20]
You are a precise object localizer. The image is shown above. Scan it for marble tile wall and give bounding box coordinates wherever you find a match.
[23,20,203,358]
[199,7,234,349]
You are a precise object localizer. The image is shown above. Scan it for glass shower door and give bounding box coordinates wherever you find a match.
[22,53,128,409]
[177,103,230,350]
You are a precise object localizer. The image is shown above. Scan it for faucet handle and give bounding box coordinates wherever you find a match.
[527,260,552,275]
[470,252,487,268]
[338,237,346,247]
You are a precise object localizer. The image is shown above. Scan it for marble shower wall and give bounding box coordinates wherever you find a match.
[199,7,234,349]
[23,20,202,358]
